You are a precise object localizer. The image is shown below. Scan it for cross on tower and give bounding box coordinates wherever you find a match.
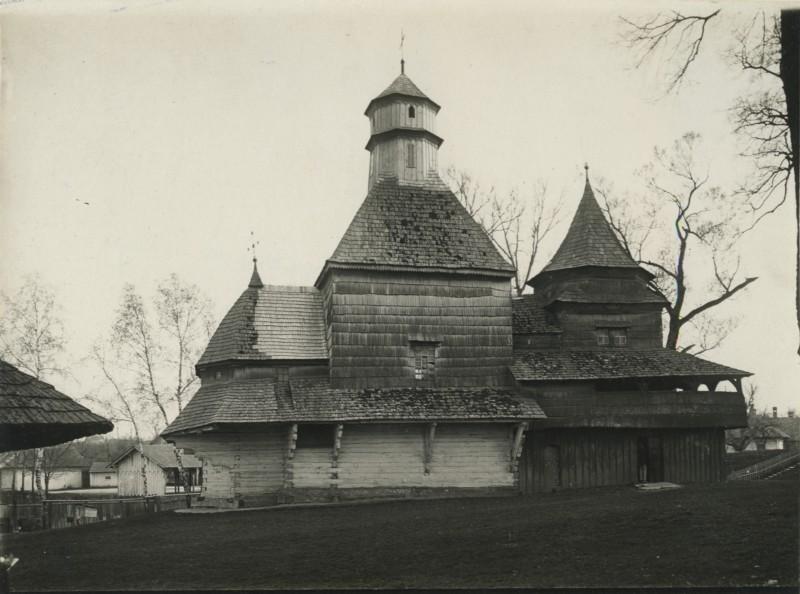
[249,231,260,264]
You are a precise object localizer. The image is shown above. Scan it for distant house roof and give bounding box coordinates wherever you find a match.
[162,377,545,436]
[512,295,562,334]
[365,72,440,114]
[111,445,202,469]
[0,443,91,469]
[511,349,750,382]
[768,417,800,441]
[89,461,115,474]
[0,360,113,452]
[317,177,514,284]
[532,179,643,280]
[198,277,328,367]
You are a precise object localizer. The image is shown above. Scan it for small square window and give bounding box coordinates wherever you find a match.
[410,341,436,381]
[596,329,610,346]
[611,329,627,346]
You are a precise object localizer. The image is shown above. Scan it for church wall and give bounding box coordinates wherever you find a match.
[554,304,663,349]
[323,270,513,388]
[520,427,726,494]
[174,429,286,500]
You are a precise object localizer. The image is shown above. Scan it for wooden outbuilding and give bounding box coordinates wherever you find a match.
[111,445,202,496]
[162,63,748,507]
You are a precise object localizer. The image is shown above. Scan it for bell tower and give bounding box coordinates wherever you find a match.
[364,62,443,189]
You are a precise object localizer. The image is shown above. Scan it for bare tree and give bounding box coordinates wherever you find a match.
[620,8,799,353]
[0,275,66,380]
[0,276,68,503]
[88,274,214,496]
[447,168,561,295]
[600,132,757,353]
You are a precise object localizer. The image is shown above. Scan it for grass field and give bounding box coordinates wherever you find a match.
[2,480,797,590]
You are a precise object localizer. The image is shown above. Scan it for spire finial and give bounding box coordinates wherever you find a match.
[584,162,589,181]
[400,29,405,74]
[248,232,263,288]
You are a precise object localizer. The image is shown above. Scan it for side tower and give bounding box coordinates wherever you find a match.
[526,171,666,350]
[316,64,517,389]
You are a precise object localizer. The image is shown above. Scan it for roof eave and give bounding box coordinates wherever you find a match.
[364,93,441,116]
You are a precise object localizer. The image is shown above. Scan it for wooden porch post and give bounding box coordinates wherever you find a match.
[510,422,529,474]
[330,424,344,492]
[283,423,298,490]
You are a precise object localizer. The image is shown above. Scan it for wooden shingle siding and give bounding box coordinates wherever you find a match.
[556,306,662,349]
[176,430,285,498]
[327,271,512,388]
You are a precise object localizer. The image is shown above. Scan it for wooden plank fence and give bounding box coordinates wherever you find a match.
[0,494,197,532]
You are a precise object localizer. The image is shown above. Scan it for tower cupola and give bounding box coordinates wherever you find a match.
[365,63,443,189]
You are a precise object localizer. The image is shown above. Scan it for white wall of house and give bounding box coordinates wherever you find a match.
[765,438,784,450]
[90,471,119,488]
[0,468,83,491]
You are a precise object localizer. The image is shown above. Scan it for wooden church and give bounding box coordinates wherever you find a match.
[162,64,748,506]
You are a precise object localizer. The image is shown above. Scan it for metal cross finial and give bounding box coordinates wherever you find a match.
[584,162,589,180]
[400,29,405,74]
[249,231,260,264]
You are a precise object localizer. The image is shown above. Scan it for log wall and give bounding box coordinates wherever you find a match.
[324,271,513,388]
[174,422,517,500]
[175,429,285,499]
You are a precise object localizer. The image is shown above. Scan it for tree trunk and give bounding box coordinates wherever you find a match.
[665,317,681,350]
[781,10,800,355]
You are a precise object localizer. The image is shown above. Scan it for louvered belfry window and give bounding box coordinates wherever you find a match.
[407,142,416,168]
[410,341,436,381]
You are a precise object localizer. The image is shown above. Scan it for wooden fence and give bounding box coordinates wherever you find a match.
[0,493,197,532]
[727,450,800,481]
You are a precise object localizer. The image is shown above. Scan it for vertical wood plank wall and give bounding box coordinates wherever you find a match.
[326,271,513,388]
[117,452,166,496]
[520,428,726,494]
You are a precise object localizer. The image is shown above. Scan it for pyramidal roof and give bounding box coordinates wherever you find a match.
[538,178,640,276]
[198,274,328,367]
[318,176,515,282]
[365,71,440,114]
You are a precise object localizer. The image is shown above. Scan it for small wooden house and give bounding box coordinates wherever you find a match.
[111,445,202,496]
[162,64,748,507]
[88,461,118,488]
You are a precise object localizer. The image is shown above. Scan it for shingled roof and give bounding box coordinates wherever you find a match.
[365,72,440,114]
[162,377,545,435]
[0,360,113,452]
[318,177,515,283]
[510,349,750,382]
[111,444,202,469]
[534,178,641,278]
[198,274,328,367]
[512,295,562,334]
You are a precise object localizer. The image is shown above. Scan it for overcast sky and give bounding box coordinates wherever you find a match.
[1,0,797,428]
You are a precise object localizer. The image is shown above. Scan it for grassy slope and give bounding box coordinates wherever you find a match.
[2,481,797,590]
